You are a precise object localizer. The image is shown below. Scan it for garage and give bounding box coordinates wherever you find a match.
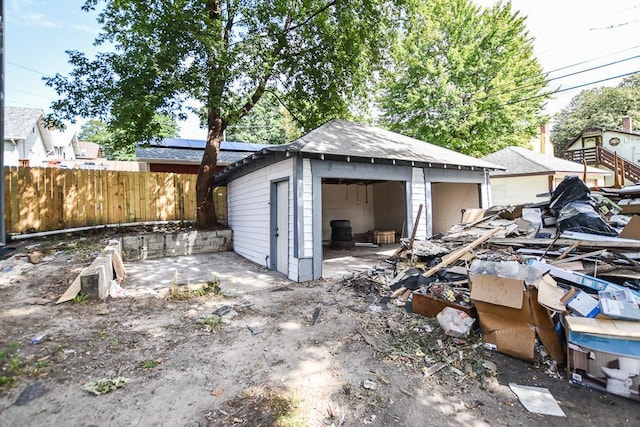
[214,119,500,281]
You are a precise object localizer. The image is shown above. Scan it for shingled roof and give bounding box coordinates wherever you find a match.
[482,146,610,177]
[3,106,55,153]
[4,107,44,140]
[216,119,502,182]
[135,138,274,165]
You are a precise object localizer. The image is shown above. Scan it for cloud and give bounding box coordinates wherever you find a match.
[22,12,60,28]
[72,24,102,36]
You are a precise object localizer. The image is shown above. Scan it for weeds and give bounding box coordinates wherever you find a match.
[0,342,24,391]
[73,293,89,304]
[199,316,223,331]
[141,359,161,369]
[168,275,225,300]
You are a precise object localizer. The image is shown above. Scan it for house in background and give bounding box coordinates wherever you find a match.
[3,107,55,167]
[215,119,501,282]
[77,141,104,161]
[482,146,610,206]
[3,107,85,168]
[563,116,640,186]
[50,129,82,163]
[529,123,554,156]
[136,138,274,174]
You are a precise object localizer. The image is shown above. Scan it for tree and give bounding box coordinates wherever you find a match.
[377,0,549,157]
[222,92,302,144]
[79,115,179,160]
[551,73,640,154]
[45,0,394,228]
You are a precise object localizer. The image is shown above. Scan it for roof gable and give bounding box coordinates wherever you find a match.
[268,119,500,169]
[482,146,610,176]
[4,107,44,140]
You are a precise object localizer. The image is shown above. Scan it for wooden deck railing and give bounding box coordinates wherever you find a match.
[563,147,640,183]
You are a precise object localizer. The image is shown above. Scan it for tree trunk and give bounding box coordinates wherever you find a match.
[195,115,225,228]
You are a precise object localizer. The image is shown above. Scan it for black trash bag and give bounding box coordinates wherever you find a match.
[557,201,617,236]
[550,176,590,216]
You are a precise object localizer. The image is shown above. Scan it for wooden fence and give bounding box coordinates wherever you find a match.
[2,167,227,235]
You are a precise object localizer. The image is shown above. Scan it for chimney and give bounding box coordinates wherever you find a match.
[539,124,548,155]
[622,116,632,133]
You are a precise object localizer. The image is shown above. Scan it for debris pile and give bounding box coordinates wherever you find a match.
[346,176,640,402]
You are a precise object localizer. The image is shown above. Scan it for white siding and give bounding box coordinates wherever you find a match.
[286,177,296,281]
[301,158,313,257]
[490,175,550,206]
[411,168,428,239]
[26,132,49,165]
[3,142,19,167]
[227,158,294,273]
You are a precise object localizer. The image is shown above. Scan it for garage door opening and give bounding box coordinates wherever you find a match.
[431,182,481,235]
[322,178,406,277]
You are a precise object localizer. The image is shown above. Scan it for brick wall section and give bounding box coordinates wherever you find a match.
[120,230,233,261]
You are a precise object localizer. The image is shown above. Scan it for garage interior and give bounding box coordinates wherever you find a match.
[321,179,405,246]
[431,182,481,234]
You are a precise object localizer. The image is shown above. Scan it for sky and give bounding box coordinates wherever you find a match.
[4,0,640,139]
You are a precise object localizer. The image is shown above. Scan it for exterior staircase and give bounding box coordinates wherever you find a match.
[563,146,640,184]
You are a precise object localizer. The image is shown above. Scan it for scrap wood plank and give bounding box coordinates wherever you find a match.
[422,228,501,279]
[112,250,126,283]
[391,286,408,298]
[57,275,81,304]
[490,237,640,250]
[408,203,423,250]
[554,241,581,261]
[550,249,606,265]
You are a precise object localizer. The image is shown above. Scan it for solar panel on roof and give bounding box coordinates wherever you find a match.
[142,137,275,150]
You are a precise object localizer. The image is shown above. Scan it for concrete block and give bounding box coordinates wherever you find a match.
[80,269,102,300]
[80,249,114,300]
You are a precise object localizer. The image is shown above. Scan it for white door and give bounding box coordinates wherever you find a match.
[275,180,289,275]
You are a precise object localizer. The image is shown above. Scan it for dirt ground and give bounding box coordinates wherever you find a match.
[0,230,638,427]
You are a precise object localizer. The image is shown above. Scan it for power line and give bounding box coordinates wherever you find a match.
[6,60,52,77]
[547,54,640,84]
[507,70,640,105]
[487,53,640,100]
[544,44,640,75]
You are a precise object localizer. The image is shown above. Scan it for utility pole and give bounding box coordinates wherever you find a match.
[0,0,5,246]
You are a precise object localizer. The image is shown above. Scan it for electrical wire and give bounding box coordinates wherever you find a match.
[506,70,640,105]
[7,60,52,77]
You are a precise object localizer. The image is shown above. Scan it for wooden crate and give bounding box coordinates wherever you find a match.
[368,229,395,244]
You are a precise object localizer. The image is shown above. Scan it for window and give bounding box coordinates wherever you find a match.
[609,137,620,146]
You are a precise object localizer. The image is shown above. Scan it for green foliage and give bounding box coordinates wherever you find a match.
[378,0,548,157]
[551,73,640,154]
[45,0,397,227]
[169,277,224,299]
[0,342,23,391]
[141,359,161,369]
[45,0,395,143]
[224,92,302,144]
[72,293,89,304]
[79,115,178,160]
[199,316,223,330]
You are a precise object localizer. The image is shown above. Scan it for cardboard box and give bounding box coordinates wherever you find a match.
[617,214,640,240]
[411,292,477,321]
[565,317,640,401]
[561,289,600,317]
[471,273,565,363]
[618,199,640,215]
[598,289,640,321]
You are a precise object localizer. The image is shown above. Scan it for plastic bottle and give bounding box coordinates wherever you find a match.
[31,333,47,344]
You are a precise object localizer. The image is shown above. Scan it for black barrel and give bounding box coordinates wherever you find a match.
[330,219,354,249]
